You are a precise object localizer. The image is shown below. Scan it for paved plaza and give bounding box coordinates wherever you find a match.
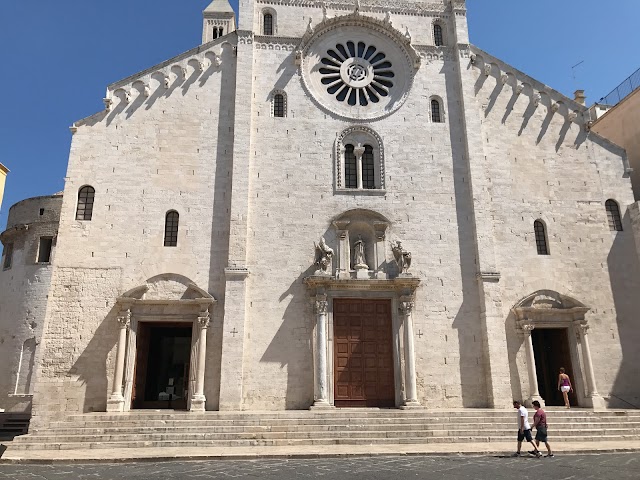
[0,453,638,479]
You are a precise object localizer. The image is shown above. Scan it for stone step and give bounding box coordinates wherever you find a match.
[47,413,640,429]
[59,410,640,422]
[40,420,640,436]
[10,434,640,451]
[14,427,640,444]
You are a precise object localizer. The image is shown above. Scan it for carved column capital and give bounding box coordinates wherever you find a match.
[399,300,414,316]
[521,323,535,335]
[576,323,589,336]
[198,309,211,329]
[117,309,131,329]
[314,296,328,315]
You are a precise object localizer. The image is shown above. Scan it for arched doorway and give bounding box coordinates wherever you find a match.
[513,290,605,409]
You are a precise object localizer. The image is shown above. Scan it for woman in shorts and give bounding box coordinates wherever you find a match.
[557,367,573,408]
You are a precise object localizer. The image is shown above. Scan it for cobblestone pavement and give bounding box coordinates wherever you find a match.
[0,453,638,480]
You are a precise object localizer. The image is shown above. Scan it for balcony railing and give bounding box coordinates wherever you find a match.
[599,67,640,107]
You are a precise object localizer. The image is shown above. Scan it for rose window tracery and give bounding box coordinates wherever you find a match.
[319,41,395,106]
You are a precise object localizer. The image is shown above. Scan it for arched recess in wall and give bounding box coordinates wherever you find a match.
[335,126,385,191]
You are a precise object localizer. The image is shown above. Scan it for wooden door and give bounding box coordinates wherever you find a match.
[131,322,151,409]
[532,328,578,406]
[334,299,394,407]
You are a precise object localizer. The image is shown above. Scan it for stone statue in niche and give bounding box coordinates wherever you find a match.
[314,237,334,275]
[392,241,412,275]
[353,235,368,269]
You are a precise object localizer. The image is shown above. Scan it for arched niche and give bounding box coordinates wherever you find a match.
[332,209,391,280]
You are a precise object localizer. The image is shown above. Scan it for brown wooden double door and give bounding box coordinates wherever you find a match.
[334,299,395,407]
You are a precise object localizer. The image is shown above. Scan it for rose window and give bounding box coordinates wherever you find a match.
[319,41,395,106]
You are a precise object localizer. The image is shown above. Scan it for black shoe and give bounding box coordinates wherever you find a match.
[545,454,554,458]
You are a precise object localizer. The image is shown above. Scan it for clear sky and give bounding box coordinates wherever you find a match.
[1,0,639,228]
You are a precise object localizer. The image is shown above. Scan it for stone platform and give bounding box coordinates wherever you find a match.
[2,408,640,462]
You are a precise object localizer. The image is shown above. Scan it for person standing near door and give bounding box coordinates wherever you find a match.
[557,367,573,408]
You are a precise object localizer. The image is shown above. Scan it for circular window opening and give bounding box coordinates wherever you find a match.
[319,41,395,106]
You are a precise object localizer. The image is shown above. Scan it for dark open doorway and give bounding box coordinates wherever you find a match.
[532,328,578,406]
[132,323,192,410]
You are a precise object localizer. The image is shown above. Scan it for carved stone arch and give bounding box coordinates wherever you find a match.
[108,274,217,413]
[331,209,391,279]
[511,289,604,409]
[260,7,277,36]
[335,126,385,191]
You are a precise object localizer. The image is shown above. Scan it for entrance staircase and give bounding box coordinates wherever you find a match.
[5,409,640,452]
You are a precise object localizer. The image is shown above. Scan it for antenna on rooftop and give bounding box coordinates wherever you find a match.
[571,60,585,85]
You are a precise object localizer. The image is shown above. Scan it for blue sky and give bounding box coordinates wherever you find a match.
[1,0,639,227]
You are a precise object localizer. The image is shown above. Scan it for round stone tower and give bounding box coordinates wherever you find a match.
[0,193,62,413]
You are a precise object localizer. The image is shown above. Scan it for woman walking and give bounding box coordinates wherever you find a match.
[557,367,573,408]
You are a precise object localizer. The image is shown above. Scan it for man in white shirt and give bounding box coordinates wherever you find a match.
[512,400,542,457]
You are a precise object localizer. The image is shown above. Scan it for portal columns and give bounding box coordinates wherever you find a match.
[576,323,605,409]
[107,308,131,413]
[190,307,211,412]
[521,323,544,406]
[399,297,420,408]
[312,294,331,409]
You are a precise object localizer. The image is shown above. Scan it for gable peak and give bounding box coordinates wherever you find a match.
[204,0,235,14]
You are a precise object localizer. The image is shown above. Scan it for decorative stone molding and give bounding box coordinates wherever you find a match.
[117,309,131,329]
[224,267,250,279]
[198,309,211,329]
[399,299,414,315]
[256,0,449,16]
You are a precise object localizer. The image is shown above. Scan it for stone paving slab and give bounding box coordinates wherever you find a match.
[0,452,639,480]
[2,440,640,464]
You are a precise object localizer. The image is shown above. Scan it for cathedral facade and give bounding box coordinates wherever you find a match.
[2,0,640,423]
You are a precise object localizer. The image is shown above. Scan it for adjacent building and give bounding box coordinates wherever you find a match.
[2,0,640,425]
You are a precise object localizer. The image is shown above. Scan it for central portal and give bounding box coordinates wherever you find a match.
[132,323,193,410]
[333,299,394,407]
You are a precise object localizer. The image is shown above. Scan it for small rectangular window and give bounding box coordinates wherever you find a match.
[37,237,53,263]
[39,208,45,216]
[3,243,14,269]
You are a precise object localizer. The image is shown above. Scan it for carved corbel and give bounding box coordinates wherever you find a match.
[483,63,492,76]
[501,73,509,85]
[533,92,541,107]
[123,90,131,104]
[584,120,594,131]
[405,27,412,43]
[551,102,560,113]
[103,96,113,112]
[163,75,171,89]
[295,50,303,66]
[516,83,525,95]
[143,85,151,97]
[198,308,211,329]
[568,111,578,122]
[69,123,78,134]
[384,10,392,25]
[470,54,476,64]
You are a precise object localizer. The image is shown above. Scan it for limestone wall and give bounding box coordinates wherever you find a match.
[0,195,62,412]
[31,38,237,422]
[471,52,640,408]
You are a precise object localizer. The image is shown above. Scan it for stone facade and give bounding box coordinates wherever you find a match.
[2,0,640,422]
[0,195,62,412]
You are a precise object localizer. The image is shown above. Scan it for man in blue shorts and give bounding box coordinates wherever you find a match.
[512,400,542,457]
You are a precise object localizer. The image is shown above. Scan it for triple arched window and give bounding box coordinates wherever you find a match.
[605,199,623,231]
[164,211,180,247]
[76,186,95,221]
